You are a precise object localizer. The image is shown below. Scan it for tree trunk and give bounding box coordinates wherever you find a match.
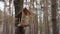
[14,0,23,15]
[3,0,7,34]
[44,0,50,34]
[29,0,35,34]
[51,0,59,34]
[40,17,42,34]
[14,0,25,34]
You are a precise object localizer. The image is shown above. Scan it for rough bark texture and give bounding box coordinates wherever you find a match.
[14,0,25,34]
[14,0,23,15]
[51,0,59,34]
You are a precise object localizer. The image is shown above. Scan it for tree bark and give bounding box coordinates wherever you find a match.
[51,0,59,34]
[3,0,7,34]
[14,0,25,34]
[43,0,50,34]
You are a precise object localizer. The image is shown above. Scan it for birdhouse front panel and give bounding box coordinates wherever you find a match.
[18,11,30,27]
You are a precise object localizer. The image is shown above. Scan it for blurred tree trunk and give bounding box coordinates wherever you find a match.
[40,17,42,34]
[3,0,7,34]
[43,0,50,34]
[34,2,38,34]
[51,0,59,34]
[9,0,12,34]
[3,0,14,34]
[29,0,38,34]
[11,1,15,34]
[29,0,34,34]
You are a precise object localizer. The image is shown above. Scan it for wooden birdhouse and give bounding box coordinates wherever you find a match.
[16,8,31,27]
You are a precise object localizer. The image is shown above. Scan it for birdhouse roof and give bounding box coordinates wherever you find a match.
[16,8,32,17]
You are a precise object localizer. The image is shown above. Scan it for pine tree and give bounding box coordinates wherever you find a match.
[41,0,50,34]
[51,0,59,34]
